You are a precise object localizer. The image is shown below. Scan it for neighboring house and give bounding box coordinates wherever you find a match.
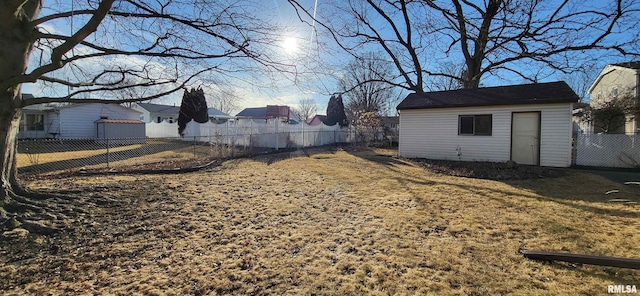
[236,105,297,123]
[132,102,230,123]
[309,114,327,126]
[587,61,640,134]
[379,116,400,141]
[19,100,143,139]
[19,94,53,139]
[380,116,399,130]
[572,102,592,134]
[207,107,232,123]
[131,102,180,123]
[396,81,579,167]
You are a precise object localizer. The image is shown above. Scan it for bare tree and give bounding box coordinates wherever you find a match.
[113,78,152,107]
[0,0,296,232]
[583,93,640,133]
[354,111,381,146]
[288,0,640,91]
[205,84,242,115]
[428,62,464,91]
[292,97,317,124]
[339,53,398,123]
[561,65,599,103]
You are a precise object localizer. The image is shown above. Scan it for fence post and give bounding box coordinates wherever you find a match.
[249,120,253,149]
[106,137,110,169]
[226,121,230,146]
[275,119,279,151]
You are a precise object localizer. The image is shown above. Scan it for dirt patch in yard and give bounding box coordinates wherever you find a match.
[409,158,567,180]
[1,147,638,295]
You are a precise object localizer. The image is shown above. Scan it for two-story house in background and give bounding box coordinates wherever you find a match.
[587,61,640,134]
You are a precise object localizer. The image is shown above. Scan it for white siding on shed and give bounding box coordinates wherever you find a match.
[399,103,573,167]
[57,104,141,139]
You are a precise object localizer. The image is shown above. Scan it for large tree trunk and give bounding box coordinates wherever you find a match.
[0,1,59,231]
[1,0,42,196]
[0,102,22,204]
[463,60,482,89]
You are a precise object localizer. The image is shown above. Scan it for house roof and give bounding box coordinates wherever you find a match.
[397,81,579,110]
[137,102,229,117]
[95,119,145,124]
[235,106,290,118]
[613,61,640,70]
[380,116,399,125]
[573,102,589,110]
[52,103,143,114]
[26,102,142,114]
[207,108,229,117]
[588,61,640,94]
[311,115,327,122]
[136,102,180,115]
[236,107,267,117]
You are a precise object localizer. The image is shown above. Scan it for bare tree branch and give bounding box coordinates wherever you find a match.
[290,0,640,91]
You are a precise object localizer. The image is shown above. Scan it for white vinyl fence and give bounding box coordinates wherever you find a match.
[575,133,640,168]
[146,119,353,149]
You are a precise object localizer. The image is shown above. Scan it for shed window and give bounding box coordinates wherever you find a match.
[459,115,492,135]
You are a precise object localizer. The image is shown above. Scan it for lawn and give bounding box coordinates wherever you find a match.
[1,148,639,295]
[16,139,237,174]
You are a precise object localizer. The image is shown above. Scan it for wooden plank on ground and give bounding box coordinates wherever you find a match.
[520,250,640,270]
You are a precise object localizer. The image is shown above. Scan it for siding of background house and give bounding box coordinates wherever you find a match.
[50,104,141,139]
[589,67,637,109]
[399,103,573,167]
[588,65,639,134]
[130,104,151,122]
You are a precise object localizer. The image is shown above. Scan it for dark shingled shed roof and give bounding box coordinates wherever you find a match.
[397,81,579,110]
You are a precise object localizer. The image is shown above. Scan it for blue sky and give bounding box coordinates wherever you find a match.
[22,0,638,114]
[23,0,341,115]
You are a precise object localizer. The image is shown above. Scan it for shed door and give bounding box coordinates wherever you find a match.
[96,122,106,139]
[511,112,540,165]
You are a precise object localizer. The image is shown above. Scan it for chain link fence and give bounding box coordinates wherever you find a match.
[17,129,355,177]
[574,133,640,168]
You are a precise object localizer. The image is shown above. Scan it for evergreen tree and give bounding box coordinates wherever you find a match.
[178,87,210,136]
[326,94,348,127]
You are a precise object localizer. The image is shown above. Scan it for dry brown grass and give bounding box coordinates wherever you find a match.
[17,141,235,174]
[2,148,639,295]
[16,143,146,167]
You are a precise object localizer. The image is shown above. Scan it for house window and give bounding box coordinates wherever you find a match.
[157,116,162,123]
[26,114,44,131]
[458,115,492,135]
[612,87,618,99]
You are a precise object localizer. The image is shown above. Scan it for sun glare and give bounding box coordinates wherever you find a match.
[282,37,298,54]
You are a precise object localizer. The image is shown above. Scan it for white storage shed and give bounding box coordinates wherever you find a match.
[396,81,579,167]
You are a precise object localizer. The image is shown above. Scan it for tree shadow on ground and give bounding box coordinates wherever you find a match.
[18,141,195,174]
[463,178,639,219]
[341,147,639,219]
[251,145,341,165]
